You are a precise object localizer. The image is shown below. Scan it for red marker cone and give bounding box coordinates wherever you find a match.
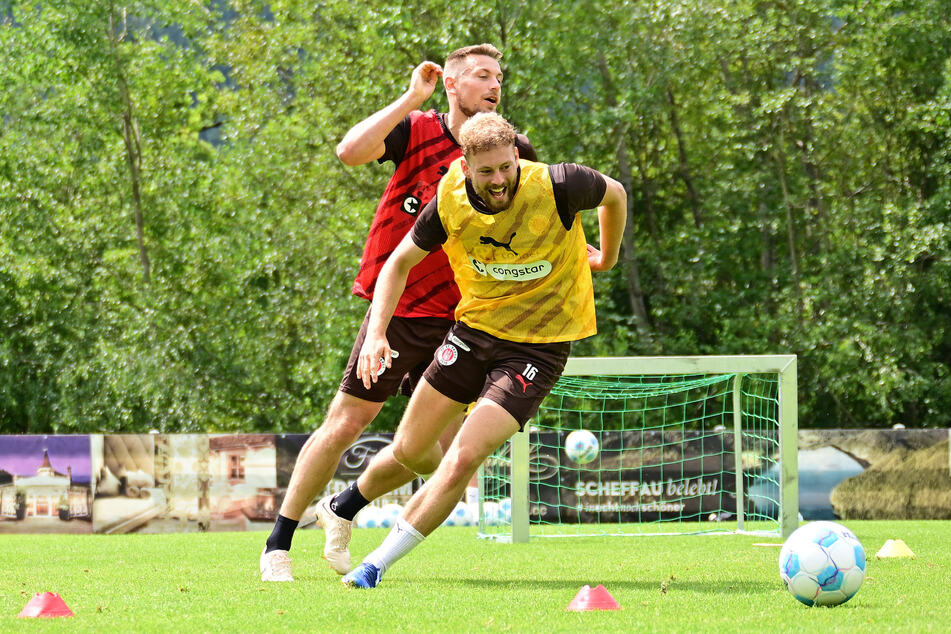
[567,584,621,611]
[18,592,74,618]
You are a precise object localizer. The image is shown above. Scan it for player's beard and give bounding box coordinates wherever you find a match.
[473,174,517,212]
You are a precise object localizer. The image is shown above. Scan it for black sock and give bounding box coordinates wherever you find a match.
[265,514,299,553]
[330,481,370,521]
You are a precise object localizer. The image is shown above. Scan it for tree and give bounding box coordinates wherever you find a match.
[2,0,949,432]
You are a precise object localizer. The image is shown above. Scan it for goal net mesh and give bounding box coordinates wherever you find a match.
[478,371,783,539]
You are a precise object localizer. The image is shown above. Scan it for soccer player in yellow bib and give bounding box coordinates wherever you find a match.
[342,112,626,588]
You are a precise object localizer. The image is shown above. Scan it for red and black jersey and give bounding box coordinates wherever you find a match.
[352,110,460,319]
[352,110,536,320]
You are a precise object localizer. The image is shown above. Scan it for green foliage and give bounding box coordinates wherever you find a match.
[1,0,949,432]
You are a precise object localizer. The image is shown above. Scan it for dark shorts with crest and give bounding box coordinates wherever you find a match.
[421,321,571,428]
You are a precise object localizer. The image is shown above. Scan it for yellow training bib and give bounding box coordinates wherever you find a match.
[436,159,596,343]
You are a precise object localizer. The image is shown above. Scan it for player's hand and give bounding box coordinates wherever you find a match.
[586,244,608,272]
[408,61,442,104]
[357,334,392,389]
[587,243,619,272]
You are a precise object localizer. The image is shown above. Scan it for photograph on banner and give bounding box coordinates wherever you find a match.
[92,434,164,534]
[0,435,92,533]
[817,429,950,519]
[207,434,278,531]
[93,434,215,533]
[743,428,949,520]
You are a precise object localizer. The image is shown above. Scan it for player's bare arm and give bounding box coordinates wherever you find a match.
[336,61,443,166]
[587,176,627,272]
[356,235,429,387]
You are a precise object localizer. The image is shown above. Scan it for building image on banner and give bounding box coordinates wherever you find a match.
[0,435,92,533]
[208,434,279,531]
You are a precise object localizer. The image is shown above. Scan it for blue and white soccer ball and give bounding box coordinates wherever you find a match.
[481,501,502,526]
[444,501,474,527]
[779,521,866,606]
[498,497,512,523]
[564,429,599,465]
[355,506,384,529]
[379,503,403,528]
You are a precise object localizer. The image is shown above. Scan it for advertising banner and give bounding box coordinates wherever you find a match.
[1,429,948,533]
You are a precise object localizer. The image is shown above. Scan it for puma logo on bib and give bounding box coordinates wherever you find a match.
[479,232,518,255]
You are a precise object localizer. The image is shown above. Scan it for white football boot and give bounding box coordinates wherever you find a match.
[260,548,293,582]
[315,494,352,574]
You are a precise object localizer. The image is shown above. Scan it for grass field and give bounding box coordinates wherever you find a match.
[2,520,948,632]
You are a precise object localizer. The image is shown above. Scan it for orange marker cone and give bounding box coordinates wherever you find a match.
[18,592,74,618]
[567,584,621,611]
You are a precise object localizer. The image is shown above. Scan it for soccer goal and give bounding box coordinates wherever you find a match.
[477,355,798,542]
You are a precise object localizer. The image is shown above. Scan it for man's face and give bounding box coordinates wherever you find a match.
[449,55,503,117]
[462,145,519,212]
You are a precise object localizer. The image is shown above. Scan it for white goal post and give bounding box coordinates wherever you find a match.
[499,355,798,542]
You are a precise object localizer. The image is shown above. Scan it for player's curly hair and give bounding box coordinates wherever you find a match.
[459,112,516,158]
[444,43,502,78]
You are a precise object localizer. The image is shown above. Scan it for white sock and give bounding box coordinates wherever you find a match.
[465,486,479,506]
[365,518,424,573]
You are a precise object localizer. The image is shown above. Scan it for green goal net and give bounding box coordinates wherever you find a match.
[478,355,798,541]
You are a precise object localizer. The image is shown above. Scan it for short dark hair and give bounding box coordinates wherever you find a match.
[444,43,502,78]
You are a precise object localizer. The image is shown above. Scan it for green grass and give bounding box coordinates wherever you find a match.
[2,521,948,632]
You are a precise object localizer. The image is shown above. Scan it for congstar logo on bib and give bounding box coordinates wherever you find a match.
[469,257,552,281]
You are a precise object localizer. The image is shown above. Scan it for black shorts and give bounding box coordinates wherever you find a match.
[339,308,454,402]
[422,321,571,428]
